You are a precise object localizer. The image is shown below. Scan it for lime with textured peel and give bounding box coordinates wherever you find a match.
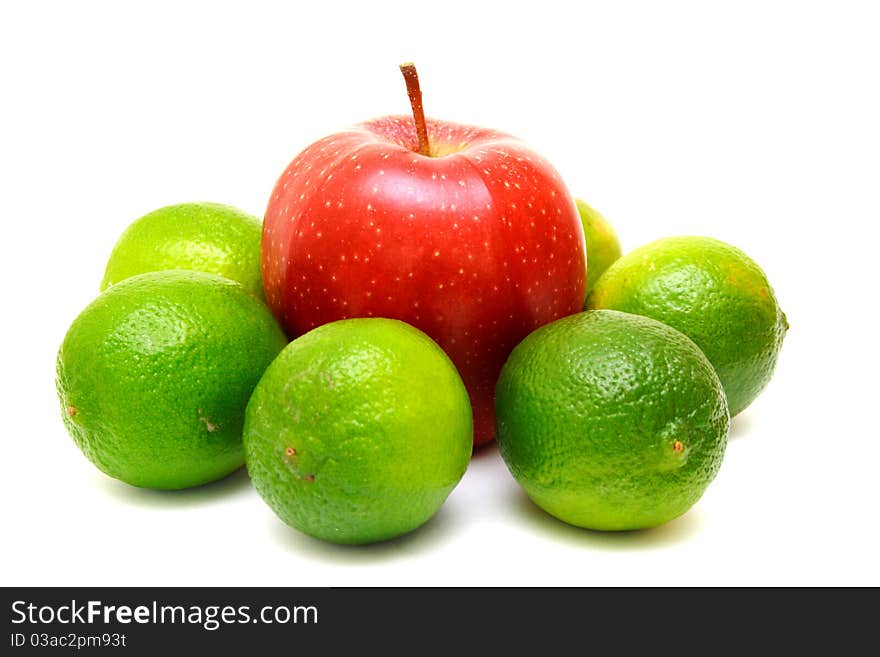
[587,236,787,416]
[101,202,265,299]
[243,318,473,545]
[56,270,287,489]
[495,310,729,531]
[576,199,622,298]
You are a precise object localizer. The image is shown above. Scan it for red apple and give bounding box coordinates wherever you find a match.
[262,65,586,445]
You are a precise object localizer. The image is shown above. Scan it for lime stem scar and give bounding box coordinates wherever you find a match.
[672,440,685,454]
[66,405,77,418]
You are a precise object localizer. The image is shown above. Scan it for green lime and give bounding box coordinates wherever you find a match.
[495,310,729,531]
[576,199,622,298]
[244,318,472,545]
[587,236,787,416]
[101,202,264,299]
[56,270,287,490]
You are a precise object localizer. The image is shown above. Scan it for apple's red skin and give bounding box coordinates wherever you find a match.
[263,116,586,445]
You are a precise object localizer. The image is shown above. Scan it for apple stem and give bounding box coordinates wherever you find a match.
[399,63,431,156]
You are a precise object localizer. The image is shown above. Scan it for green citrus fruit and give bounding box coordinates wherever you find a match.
[243,318,473,545]
[56,270,287,490]
[587,236,787,416]
[495,310,729,531]
[101,202,264,299]
[576,199,622,298]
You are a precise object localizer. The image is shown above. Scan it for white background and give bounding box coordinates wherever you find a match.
[2,1,878,586]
